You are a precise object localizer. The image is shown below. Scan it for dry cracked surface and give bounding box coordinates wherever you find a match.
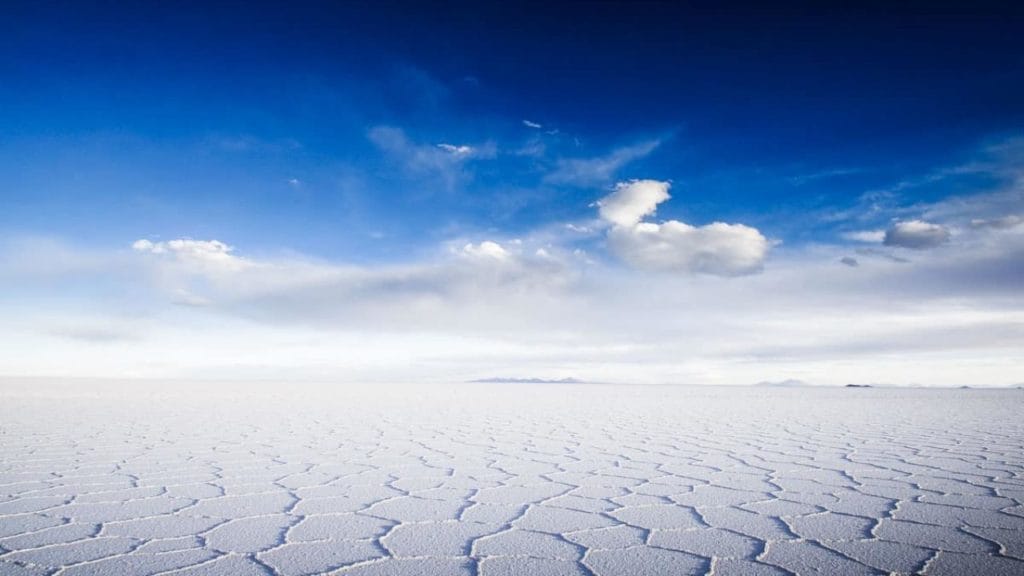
[1,381,1023,575]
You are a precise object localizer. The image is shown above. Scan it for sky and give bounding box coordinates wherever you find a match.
[1,1,1022,386]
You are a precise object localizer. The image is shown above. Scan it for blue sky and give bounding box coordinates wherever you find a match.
[1,1,1022,385]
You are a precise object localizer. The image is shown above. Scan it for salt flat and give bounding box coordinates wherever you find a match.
[1,381,1022,575]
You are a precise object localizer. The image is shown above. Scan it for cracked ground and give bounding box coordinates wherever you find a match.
[1,381,1022,575]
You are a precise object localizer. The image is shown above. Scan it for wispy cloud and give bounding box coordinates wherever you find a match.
[825,137,1024,246]
[788,167,862,186]
[205,134,303,154]
[545,139,661,186]
[126,235,578,331]
[368,126,495,189]
[971,215,1022,230]
[48,325,141,343]
[436,143,475,156]
[842,230,886,243]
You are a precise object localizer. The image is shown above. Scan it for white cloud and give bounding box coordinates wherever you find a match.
[132,238,231,257]
[122,235,579,333]
[608,221,769,276]
[523,120,542,129]
[842,230,886,243]
[172,288,211,307]
[459,240,510,261]
[596,180,770,276]
[4,140,1024,386]
[971,215,1022,230]
[883,220,951,249]
[788,167,861,185]
[595,179,671,226]
[3,228,1023,386]
[437,143,474,156]
[0,236,122,278]
[132,238,250,272]
[4,135,1024,386]
[47,323,141,343]
[367,126,494,188]
[545,140,660,186]
[564,223,594,234]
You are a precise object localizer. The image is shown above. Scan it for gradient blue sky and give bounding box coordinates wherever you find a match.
[2,1,1022,385]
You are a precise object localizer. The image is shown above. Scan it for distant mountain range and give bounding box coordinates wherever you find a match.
[753,379,812,388]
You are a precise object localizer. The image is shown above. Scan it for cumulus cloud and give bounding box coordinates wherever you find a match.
[597,180,770,276]
[595,179,671,226]
[459,240,510,261]
[883,220,951,249]
[522,120,542,129]
[607,221,769,276]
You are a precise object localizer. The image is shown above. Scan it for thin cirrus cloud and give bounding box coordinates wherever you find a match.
[367,126,495,188]
[597,180,770,276]
[545,140,661,186]
[971,215,1022,230]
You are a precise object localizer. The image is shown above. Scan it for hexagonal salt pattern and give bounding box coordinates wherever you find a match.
[1,381,1022,575]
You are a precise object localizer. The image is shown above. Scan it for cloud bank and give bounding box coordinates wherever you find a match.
[1,139,1022,387]
[1,217,1021,387]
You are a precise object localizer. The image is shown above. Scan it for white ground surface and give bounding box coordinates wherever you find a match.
[1,381,1023,576]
